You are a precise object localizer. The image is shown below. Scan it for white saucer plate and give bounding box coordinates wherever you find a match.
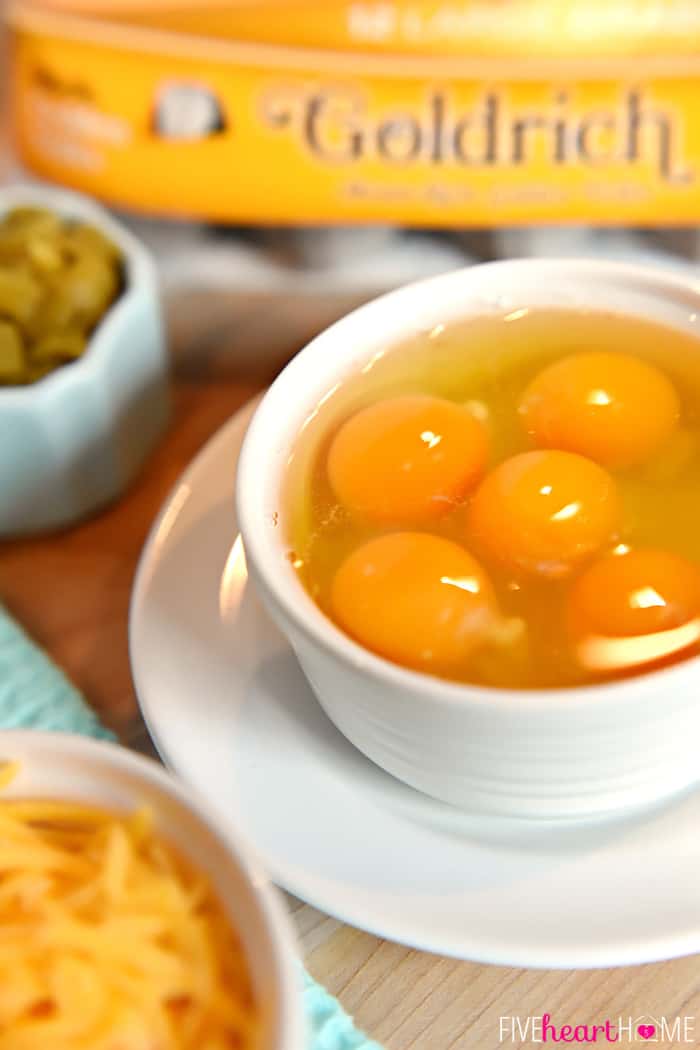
[130,401,700,969]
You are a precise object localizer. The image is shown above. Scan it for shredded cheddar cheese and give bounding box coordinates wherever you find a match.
[0,779,259,1050]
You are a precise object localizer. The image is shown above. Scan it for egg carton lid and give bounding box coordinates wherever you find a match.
[13,0,700,60]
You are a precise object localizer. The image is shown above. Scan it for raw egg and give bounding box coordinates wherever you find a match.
[519,351,680,468]
[287,306,700,688]
[568,548,700,672]
[468,450,619,578]
[331,532,498,672]
[327,394,488,523]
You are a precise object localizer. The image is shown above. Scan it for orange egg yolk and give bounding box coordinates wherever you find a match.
[468,450,619,578]
[568,548,700,671]
[519,351,680,468]
[331,532,498,673]
[327,394,488,524]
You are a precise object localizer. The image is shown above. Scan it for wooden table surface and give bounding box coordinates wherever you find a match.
[2,372,700,1050]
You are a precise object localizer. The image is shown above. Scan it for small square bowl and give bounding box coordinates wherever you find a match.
[0,184,170,536]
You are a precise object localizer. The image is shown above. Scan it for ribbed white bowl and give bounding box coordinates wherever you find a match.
[237,259,700,820]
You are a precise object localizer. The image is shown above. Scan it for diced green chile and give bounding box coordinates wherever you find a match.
[0,206,123,384]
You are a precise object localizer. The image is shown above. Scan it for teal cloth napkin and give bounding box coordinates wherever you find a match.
[0,603,382,1050]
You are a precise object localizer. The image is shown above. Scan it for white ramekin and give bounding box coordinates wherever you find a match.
[0,730,305,1050]
[0,183,170,536]
[236,259,700,821]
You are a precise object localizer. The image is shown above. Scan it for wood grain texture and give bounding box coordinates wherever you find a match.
[289,888,700,1050]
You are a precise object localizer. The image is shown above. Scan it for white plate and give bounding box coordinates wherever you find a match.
[130,400,700,969]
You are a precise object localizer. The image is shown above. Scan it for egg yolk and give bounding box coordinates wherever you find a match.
[327,394,488,523]
[331,532,498,673]
[570,548,700,638]
[519,351,680,468]
[468,450,619,578]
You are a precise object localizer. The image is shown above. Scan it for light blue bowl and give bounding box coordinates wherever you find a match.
[0,185,169,536]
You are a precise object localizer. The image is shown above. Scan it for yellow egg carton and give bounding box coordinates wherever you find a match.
[7,0,700,225]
